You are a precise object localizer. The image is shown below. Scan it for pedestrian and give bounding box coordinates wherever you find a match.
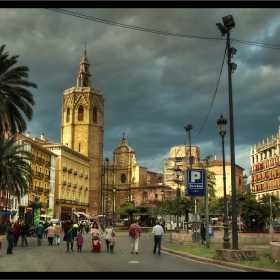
[13,220,21,247]
[104,222,114,252]
[75,232,84,252]
[43,221,49,238]
[152,220,164,255]
[200,222,206,245]
[64,222,74,252]
[72,221,79,238]
[6,222,15,254]
[45,222,55,245]
[20,220,29,247]
[129,220,141,254]
[35,221,45,245]
[54,221,62,246]
[109,232,116,253]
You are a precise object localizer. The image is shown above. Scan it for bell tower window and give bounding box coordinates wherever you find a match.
[93,107,97,123]
[78,105,84,121]
[66,107,70,123]
[83,77,88,87]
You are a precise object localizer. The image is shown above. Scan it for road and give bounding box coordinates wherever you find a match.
[0,232,245,272]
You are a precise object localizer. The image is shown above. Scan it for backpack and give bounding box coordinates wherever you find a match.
[129,224,136,237]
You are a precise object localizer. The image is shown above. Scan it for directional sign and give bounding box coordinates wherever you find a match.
[185,169,205,196]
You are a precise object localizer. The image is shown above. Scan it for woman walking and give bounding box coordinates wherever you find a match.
[45,222,55,245]
[7,222,15,254]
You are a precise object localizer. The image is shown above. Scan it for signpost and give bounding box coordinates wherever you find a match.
[185,169,205,196]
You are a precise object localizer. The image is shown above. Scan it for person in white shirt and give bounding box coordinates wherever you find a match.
[152,220,164,255]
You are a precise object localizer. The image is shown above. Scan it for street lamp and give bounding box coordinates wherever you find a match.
[217,114,230,249]
[161,189,164,225]
[216,15,238,250]
[104,158,109,225]
[112,186,116,224]
[184,124,193,168]
[174,166,181,233]
[270,192,274,233]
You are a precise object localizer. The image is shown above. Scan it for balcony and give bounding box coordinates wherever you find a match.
[85,175,88,179]
[45,175,50,181]
[62,181,66,186]
[85,187,88,191]
[45,160,51,167]
[29,186,34,191]
[79,186,83,191]
[35,187,43,193]
[35,171,41,178]
[68,168,73,173]
[73,184,77,188]
[44,189,49,194]
[73,171,77,175]
[79,173,83,178]
[67,182,71,187]
[62,167,67,172]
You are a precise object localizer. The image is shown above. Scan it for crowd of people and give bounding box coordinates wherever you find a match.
[4,218,167,256]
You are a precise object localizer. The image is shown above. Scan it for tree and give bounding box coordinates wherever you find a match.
[0,134,33,200]
[0,44,38,136]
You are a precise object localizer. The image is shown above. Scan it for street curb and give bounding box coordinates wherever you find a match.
[162,246,278,272]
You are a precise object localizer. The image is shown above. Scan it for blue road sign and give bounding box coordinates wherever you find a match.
[185,169,205,196]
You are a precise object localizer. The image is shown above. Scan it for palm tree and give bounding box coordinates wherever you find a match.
[0,44,37,136]
[0,134,33,200]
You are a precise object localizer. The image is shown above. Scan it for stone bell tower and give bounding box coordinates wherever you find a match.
[61,47,104,215]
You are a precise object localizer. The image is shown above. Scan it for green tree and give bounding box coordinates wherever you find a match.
[0,44,37,135]
[0,134,33,199]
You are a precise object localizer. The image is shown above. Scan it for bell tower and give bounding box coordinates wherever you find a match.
[61,46,104,215]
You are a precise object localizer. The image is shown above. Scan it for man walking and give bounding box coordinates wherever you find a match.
[35,221,44,245]
[152,220,164,255]
[129,221,141,254]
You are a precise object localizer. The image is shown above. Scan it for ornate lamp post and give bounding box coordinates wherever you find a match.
[217,114,230,249]
[161,189,164,225]
[184,124,193,168]
[270,192,274,233]
[112,186,116,224]
[216,15,238,249]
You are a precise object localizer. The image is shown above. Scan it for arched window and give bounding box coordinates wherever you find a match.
[93,107,97,123]
[66,107,70,123]
[83,77,88,87]
[78,105,84,121]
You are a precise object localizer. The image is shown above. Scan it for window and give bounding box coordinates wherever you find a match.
[83,77,88,87]
[121,174,126,183]
[93,107,97,123]
[66,107,70,122]
[78,105,84,121]
[62,190,64,199]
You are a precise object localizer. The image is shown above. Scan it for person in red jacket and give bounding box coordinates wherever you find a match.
[13,220,22,247]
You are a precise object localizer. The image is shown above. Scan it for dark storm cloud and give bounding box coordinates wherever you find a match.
[2,8,280,178]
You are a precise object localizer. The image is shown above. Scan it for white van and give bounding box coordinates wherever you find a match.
[49,219,60,225]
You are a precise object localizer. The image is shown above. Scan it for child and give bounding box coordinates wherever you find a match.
[109,232,116,253]
[75,232,84,252]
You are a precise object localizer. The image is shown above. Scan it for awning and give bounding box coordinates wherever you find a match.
[73,211,91,219]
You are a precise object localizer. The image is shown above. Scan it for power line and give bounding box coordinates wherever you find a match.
[46,8,280,50]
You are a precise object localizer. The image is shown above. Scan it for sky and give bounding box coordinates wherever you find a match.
[1,7,280,180]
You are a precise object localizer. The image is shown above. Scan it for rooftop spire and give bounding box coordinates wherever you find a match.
[84,41,87,56]
[123,132,125,140]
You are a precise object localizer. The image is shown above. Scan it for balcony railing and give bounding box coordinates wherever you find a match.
[35,187,43,193]
[62,181,66,186]
[73,171,77,175]
[45,160,51,166]
[79,186,83,191]
[67,182,71,187]
[45,175,50,181]
[55,198,90,207]
[68,168,73,173]
[79,173,83,178]
[85,187,88,191]
[62,167,67,172]
[73,184,77,188]
[44,189,49,194]
[85,175,88,179]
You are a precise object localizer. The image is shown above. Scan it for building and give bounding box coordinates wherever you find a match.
[60,49,104,216]
[41,142,90,221]
[163,145,245,199]
[15,132,57,224]
[250,126,280,200]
